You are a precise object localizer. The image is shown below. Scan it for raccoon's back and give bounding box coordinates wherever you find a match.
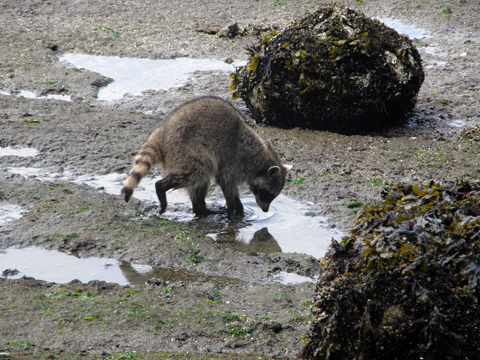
[159,96,247,158]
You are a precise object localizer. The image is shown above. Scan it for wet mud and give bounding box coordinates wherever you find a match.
[1,0,480,358]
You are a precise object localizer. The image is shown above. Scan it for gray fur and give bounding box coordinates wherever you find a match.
[121,96,291,218]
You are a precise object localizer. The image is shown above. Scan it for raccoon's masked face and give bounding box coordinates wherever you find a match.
[251,165,291,212]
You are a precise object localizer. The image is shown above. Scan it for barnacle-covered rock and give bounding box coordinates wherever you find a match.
[302,180,480,359]
[461,123,480,141]
[218,22,243,39]
[231,6,424,134]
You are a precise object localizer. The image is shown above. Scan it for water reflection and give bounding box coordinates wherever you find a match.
[212,227,282,255]
[201,194,340,258]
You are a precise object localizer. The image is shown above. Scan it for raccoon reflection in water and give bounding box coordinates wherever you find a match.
[122,96,292,219]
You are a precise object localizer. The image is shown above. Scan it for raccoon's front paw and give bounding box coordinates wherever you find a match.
[227,214,244,222]
[194,208,219,217]
[227,209,244,221]
[234,208,244,217]
[234,197,244,217]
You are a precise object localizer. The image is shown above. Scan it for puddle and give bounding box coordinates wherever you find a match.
[0,146,39,157]
[7,167,189,204]
[1,246,125,284]
[448,120,467,128]
[1,246,316,286]
[59,54,245,101]
[204,195,340,258]
[424,59,447,69]
[17,90,72,101]
[270,271,316,285]
[0,246,241,286]
[376,18,428,39]
[421,46,438,55]
[0,202,29,226]
[8,167,342,258]
[0,90,71,101]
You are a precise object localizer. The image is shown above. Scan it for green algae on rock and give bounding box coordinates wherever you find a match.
[232,6,425,134]
[302,180,480,360]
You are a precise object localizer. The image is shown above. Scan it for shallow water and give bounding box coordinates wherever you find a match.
[0,146,39,157]
[270,271,316,285]
[423,59,447,69]
[0,202,29,226]
[18,90,72,101]
[0,246,127,284]
[448,120,468,128]
[203,195,338,257]
[0,246,310,286]
[376,18,428,39]
[0,89,71,101]
[60,54,244,100]
[8,167,342,258]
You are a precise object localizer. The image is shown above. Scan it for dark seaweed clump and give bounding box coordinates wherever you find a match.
[302,180,480,360]
[231,6,424,134]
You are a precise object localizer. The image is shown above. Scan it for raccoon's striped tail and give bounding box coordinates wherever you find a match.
[121,144,160,202]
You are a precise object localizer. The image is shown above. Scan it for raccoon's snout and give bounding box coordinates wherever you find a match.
[258,202,270,212]
[255,194,271,212]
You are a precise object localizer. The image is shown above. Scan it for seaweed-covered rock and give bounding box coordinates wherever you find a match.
[231,6,424,134]
[302,180,480,360]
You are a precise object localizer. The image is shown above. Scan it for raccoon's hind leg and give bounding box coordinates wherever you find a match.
[189,182,217,217]
[155,174,186,214]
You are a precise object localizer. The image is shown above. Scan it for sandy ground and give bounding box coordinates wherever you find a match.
[0,0,479,358]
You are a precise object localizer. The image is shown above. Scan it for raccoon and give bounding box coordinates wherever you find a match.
[121,96,291,218]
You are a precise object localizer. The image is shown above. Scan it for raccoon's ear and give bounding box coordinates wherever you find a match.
[267,166,281,178]
[283,164,293,173]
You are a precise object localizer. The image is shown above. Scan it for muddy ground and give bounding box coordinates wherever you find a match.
[0,0,479,358]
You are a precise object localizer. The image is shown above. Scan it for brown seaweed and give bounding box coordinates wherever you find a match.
[303,179,480,359]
